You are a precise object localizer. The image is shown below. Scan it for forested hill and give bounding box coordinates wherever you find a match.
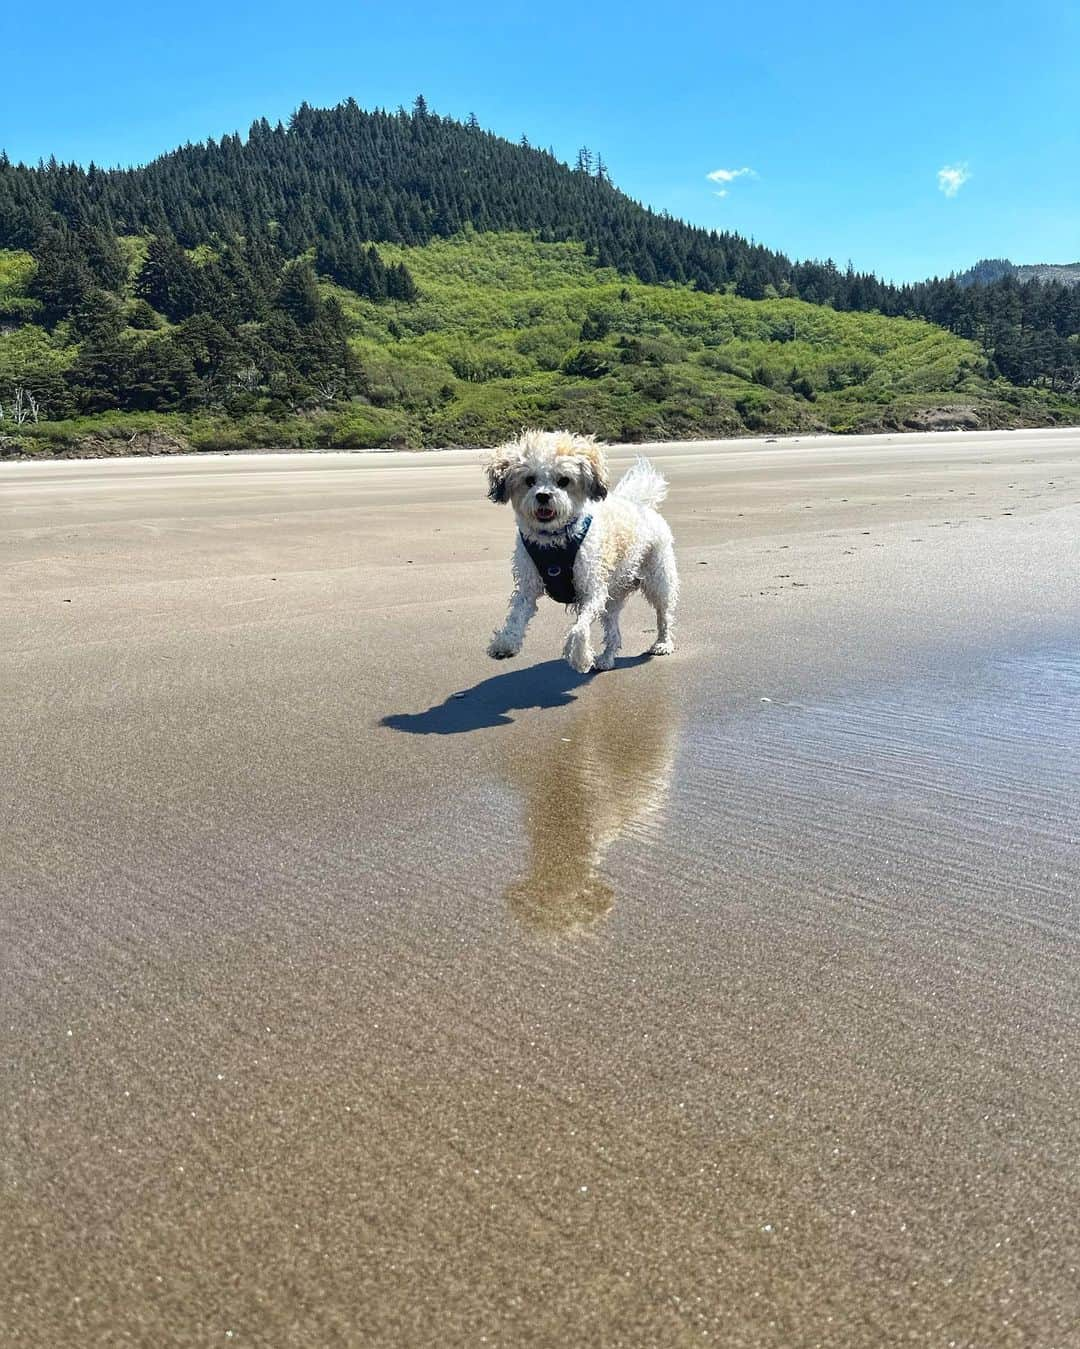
[3,96,1080,384]
[0,97,819,300]
[4,94,1080,337]
[0,98,1077,455]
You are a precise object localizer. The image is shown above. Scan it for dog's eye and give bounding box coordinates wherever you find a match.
[557,476,570,488]
[525,475,536,487]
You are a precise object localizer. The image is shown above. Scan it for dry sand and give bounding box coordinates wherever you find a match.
[2,429,1079,1346]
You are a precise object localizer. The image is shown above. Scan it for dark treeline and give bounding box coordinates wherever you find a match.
[9,224,371,418]
[1,95,1077,402]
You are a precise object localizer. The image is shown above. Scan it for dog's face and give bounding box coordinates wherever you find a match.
[486,430,608,536]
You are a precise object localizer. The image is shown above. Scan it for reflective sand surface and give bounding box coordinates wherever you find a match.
[2,432,1079,1345]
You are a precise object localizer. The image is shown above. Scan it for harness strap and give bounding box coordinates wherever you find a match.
[520,515,592,605]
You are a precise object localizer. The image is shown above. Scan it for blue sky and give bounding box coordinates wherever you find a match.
[4,0,1077,282]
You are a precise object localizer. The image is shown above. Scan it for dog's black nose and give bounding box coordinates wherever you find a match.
[535,491,552,505]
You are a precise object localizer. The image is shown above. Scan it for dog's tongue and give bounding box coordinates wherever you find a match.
[536,507,556,521]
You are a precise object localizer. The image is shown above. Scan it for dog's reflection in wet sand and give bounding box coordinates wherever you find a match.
[506,681,677,935]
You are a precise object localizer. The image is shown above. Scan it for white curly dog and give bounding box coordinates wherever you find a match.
[486,430,679,673]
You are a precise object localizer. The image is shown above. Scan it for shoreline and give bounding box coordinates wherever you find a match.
[3,420,1080,470]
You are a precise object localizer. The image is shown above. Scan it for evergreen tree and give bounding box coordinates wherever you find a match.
[386,261,418,302]
[29,226,94,324]
[127,338,196,411]
[275,259,322,324]
[78,224,127,291]
[69,287,123,341]
[69,331,134,412]
[135,237,205,321]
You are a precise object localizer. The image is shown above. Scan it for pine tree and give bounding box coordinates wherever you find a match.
[135,237,206,321]
[386,261,418,302]
[29,226,94,324]
[69,287,123,341]
[78,224,127,291]
[275,259,322,324]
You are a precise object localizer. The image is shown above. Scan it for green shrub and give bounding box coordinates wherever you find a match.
[326,406,415,448]
[561,346,610,378]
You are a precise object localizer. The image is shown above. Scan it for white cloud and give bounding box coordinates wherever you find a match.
[713,188,728,198]
[707,167,755,184]
[937,163,971,198]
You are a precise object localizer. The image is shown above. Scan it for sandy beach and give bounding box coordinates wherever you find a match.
[3,428,1079,1347]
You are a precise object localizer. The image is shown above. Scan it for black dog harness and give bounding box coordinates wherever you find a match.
[520,515,593,605]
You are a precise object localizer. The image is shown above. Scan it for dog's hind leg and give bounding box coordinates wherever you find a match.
[594,595,626,671]
[641,539,679,656]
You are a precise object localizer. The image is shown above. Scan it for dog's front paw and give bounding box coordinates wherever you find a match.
[564,630,594,674]
[649,639,675,656]
[594,649,617,671]
[488,634,520,660]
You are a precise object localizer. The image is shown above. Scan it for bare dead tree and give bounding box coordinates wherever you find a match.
[235,364,262,393]
[0,386,40,425]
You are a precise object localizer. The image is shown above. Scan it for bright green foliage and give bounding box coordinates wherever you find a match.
[0,248,35,293]
[115,235,150,287]
[0,324,73,418]
[0,248,39,321]
[318,232,1038,444]
[3,230,1077,454]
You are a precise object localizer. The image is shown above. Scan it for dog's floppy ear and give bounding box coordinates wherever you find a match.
[485,454,513,503]
[583,446,609,501]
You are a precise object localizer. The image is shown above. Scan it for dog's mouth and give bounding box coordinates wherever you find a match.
[534,506,557,522]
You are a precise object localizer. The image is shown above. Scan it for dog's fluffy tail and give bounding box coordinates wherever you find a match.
[612,456,668,510]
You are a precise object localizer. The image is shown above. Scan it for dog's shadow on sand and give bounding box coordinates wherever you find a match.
[381,655,653,735]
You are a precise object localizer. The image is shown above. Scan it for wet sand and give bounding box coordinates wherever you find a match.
[2,429,1079,1346]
